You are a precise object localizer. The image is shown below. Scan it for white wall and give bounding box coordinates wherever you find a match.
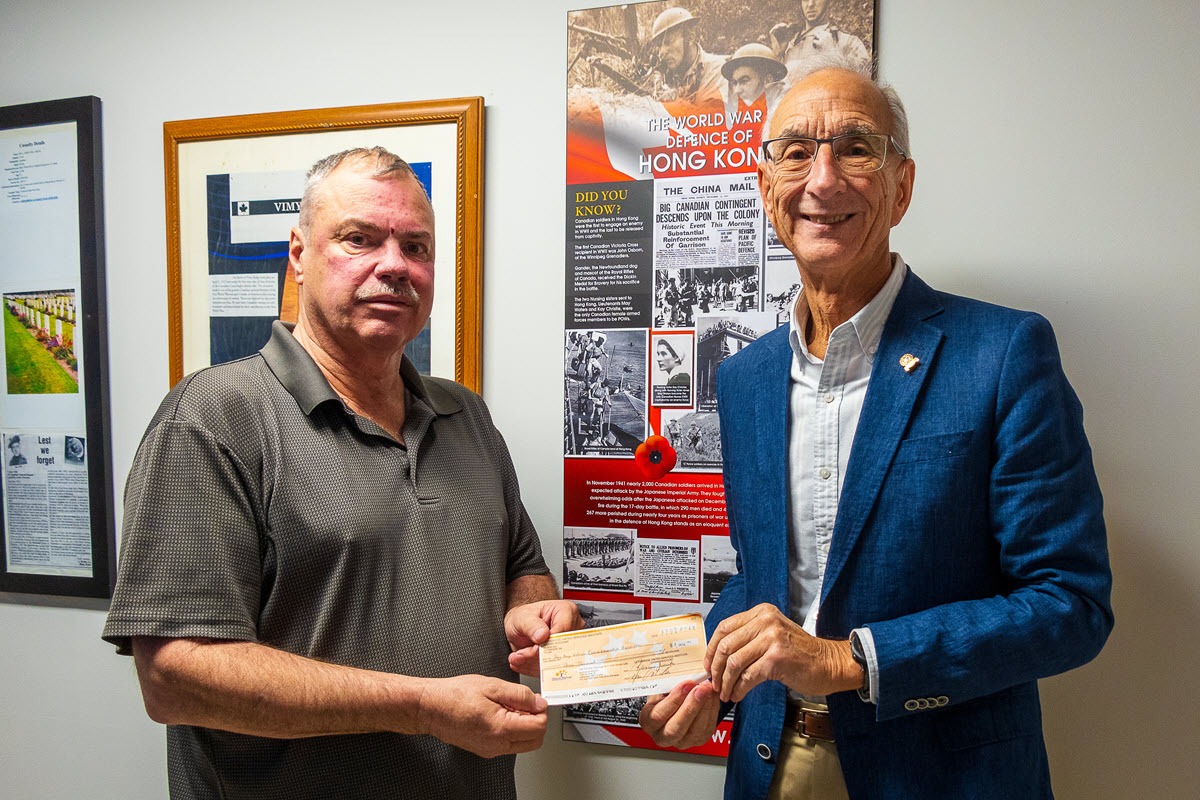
[2,1,1197,797]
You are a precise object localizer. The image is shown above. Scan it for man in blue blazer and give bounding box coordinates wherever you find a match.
[639,56,1113,799]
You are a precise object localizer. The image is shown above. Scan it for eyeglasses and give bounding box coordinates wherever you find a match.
[761,133,907,176]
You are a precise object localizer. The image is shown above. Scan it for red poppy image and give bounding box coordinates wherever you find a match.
[635,435,677,480]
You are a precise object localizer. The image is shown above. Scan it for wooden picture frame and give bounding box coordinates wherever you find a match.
[164,97,484,390]
[0,96,116,599]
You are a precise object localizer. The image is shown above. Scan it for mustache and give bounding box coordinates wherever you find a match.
[355,281,420,304]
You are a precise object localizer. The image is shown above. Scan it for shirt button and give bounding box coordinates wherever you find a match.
[819,468,831,480]
[823,392,834,403]
[868,345,878,355]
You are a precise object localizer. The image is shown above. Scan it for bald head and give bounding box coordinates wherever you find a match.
[764,54,910,158]
[771,69,894,141]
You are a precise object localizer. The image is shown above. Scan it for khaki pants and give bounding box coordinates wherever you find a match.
[765,724,849,800]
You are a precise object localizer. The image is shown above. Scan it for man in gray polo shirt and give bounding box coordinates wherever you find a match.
[103,147,581,800]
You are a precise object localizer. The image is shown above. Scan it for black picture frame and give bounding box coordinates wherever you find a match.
[0,96,115,599]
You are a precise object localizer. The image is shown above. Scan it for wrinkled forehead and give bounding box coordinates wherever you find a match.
[770,69,893,139]
[319,160,434,218]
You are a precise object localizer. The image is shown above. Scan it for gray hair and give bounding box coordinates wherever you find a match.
[297,146,427,234]
[763,51,911,159]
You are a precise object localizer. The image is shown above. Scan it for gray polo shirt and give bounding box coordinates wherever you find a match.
[103,322,547,800]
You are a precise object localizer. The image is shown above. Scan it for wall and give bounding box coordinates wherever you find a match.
[1,1,1197,797]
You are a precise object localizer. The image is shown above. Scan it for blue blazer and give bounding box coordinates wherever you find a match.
[711,269,1113,800]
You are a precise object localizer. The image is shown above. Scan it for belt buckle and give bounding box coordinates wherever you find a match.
[800,708,824,738]
[796,706,833,741]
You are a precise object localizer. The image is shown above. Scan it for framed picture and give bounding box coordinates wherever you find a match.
[164,97,484,390]
[0,96,116,599]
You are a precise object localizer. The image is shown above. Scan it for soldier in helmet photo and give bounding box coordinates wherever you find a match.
[647,6,727,105]
[783,0,871,79]
[722,42,789,124]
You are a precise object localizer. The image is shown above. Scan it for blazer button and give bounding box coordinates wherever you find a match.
[936,696,949,707]
[904,699,919,711]
[756,743,773,761]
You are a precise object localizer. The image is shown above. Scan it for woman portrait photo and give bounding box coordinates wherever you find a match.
[656,338,690,388]
[651,334,693,407]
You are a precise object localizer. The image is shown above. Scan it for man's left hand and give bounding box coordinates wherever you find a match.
[706,602,861,702]
[505,599,584,677]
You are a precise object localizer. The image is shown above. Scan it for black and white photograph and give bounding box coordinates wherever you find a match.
[564,526,636,593]
[661,408,723,472]
[763,245,803,327]
[564,328,648,457]
[563,696,645,727]
[654,265,762,329]
[578,600,646,629]
[64,435,86,465]
[568,0,874,100]
[7,434,28,467]
[695,311,776,411]
[702,534,737,604]
[650,332,693,407]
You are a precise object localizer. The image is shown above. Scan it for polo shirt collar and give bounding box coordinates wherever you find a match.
[260,321,461,417]
[397,352,462,416]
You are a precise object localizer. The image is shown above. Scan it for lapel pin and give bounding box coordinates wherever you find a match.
[899,354,920,373]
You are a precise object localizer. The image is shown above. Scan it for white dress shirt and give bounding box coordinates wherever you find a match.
[785,254,907,703]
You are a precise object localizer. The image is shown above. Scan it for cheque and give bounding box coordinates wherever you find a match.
[539,613,709,705]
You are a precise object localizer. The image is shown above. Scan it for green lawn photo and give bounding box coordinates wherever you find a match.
[5,308,78,394]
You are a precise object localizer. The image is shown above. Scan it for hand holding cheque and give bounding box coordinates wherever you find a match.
[639,604,865,749]
[506,598,585,677]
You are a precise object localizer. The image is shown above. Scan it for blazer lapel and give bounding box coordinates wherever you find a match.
[821,271,945,607]
[751,326,794,608]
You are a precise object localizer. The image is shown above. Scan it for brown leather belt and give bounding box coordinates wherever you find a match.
[784,703,834,742]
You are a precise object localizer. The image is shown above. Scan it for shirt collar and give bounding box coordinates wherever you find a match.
[259,321,461,417]
[789,253,908,364]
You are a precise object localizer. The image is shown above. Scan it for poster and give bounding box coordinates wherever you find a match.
[0,122,93,578]
[562,0,876,754]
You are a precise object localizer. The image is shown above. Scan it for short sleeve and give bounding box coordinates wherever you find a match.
[493,426,547,584]
[102,419,264,655]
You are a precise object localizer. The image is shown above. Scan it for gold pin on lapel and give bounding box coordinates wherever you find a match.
[899,354,920,373]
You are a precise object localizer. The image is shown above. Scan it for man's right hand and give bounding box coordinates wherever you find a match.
[418,675,549,758]
[638,678,721,750]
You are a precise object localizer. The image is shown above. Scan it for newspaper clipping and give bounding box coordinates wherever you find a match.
[3,431,91,576]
